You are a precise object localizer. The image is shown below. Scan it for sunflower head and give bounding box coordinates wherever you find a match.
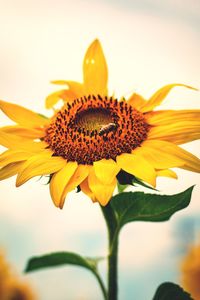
[44,95,149,165]
[0,39,200,208]
[181,243,200,299]
[0,251,36,300]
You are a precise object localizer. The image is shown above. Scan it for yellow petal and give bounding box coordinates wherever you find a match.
[16,154,66,186]
[0,131,24,148]
[140,140,200,173]
[60,164,90,208]
[148,121,200,145]
[83,39,108,95]
[45,80,86,109]
[146,110,200,126]
[51,81,84,96]
[80,177,97,203]
[18,140,48,152]
[166,133,200,145]
[88,167,116,206]
[127,93,147,111]
[93,159,120,184]
[1,125,45,139]
[173,148,200,173]
[0,131,48,152]
[133,141,184,169]
[116,153,156,187]
[45,89,73,109]
[0,148,53,167]
[0,149,34,167]
[0,161,24,180]
[62,165,90,193]
[156,169,178,179]
[51,80,73,85]
[147,110,200,144]
[140,84,197,113]
[0,100,48,127]
[49,161,78,208]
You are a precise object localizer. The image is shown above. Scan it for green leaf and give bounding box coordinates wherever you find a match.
[25,252,107,299]
[117,170,157,191]
[117,182,128,193]
[152,282,193,300]
[110,186,194,227]
[85,256,105,269]
[25,252,97,273]
[132,177,157,191]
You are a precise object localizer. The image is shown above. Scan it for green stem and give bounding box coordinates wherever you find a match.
[101,203,119,300]
[108,236,118,300]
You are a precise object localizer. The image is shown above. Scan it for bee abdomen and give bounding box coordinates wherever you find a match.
[99,123,117,136]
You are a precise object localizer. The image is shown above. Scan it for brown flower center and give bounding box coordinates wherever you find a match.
[44,95,150,164]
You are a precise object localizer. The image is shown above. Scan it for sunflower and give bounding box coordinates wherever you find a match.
[0,39,200,208]
[181,243,200,299]
[0,250,36,300]
[0,250,10,296]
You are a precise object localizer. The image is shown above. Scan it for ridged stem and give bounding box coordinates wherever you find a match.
[101,203,119,300]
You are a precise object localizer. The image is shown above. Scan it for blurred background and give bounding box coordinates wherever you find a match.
[0,0,200,299]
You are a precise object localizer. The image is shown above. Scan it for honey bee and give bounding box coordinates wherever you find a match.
[99,123,117,136]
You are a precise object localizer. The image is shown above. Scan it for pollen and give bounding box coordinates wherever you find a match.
[44,95,150,164]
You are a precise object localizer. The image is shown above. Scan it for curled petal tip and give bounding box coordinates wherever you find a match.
[92,38,100,45]
[59,203,64,209]
[15,180,21,188]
